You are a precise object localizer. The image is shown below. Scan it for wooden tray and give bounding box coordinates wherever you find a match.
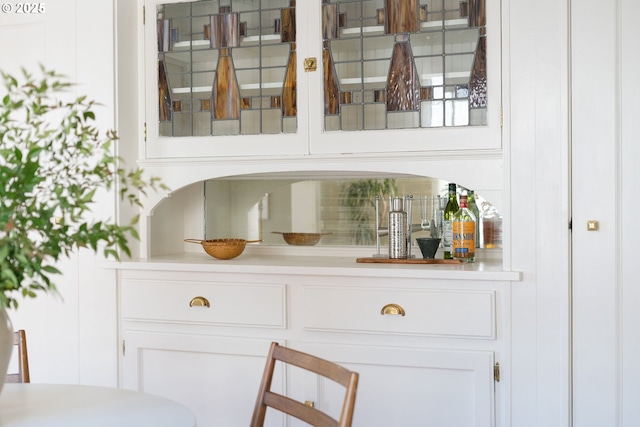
[356,257,463,264]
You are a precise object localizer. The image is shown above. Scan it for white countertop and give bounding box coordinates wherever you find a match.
[104,250,521,282]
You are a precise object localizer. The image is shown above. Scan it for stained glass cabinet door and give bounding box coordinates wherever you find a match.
[144,0,309,159]
[144,0,501,159]
[308,0,502,154]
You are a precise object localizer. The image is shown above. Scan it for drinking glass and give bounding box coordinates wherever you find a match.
[419,196,431,231]
[418,196,443,239]
[431,195,445,239]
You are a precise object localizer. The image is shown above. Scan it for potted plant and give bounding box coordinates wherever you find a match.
[0,67,166,390]
[339,178,397,245]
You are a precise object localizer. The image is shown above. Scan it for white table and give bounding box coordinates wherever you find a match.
[0,384,197,426]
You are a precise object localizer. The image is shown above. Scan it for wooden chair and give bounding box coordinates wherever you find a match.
[251,342,359,427]
[6,330,30,383]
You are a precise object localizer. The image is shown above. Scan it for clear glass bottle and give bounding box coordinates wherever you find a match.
[467,190,480,248]
[452,195,476,262]
[442,183,459,259]
[480,204,503,249]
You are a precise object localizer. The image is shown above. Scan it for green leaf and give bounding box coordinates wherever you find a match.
[0,66,165,308]
[0,246,9,263]
[41,265,62,275]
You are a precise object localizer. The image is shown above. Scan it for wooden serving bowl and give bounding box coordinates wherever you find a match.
[184,238,261,260]
[271,232,332,246]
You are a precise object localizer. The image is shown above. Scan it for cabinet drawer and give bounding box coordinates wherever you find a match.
[303,286,495,339]
[121,279,286,328]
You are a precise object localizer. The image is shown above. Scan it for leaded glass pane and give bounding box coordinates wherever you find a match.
[323,0,487,132]
[156,0,297,137]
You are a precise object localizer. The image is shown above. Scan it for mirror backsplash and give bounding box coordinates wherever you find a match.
[204,176,498,247]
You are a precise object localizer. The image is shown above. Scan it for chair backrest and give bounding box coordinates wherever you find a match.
[6,330,30,383]
[251,342,359,427]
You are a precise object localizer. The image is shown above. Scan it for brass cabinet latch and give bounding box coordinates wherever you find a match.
[494,362,500,382]
[303,57,317,72]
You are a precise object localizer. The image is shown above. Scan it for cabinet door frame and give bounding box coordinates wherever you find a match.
[290,342,497,427]
[141,0,502,159]
[121,330,285,426]
[142,0,310,159]
[306,0,503,155]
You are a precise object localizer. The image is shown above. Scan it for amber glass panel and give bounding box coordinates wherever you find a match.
[158,60,172,122]
[322,3,340,40]
[459,1,469,17]
[469,0,485,27]
[157,18,172,122]
[323,0,488,132]
[323,43,340,115]
[157,0,296,138]
[210,13,239,48]
[282,44,297,116]
[212,49,240,119]
[386,37,421,111]
[280,2,297,116]
[384,0,419,34]
[469,35,487,108]
[280,2,296,43]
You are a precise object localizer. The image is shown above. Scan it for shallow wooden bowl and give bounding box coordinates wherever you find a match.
[184,238,261,260]
[271,232,332,246]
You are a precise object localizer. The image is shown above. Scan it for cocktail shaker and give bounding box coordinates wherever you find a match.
[389,197,408,259]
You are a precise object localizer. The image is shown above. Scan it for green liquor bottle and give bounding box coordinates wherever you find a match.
[452,195,476,262]
[443,183,459,259]
[467,190,480,248]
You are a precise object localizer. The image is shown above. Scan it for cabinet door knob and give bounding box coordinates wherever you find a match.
[380,303,405,316]
[303,57,317,72]
[189,296,210,308]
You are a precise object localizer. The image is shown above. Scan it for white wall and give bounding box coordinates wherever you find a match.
[0,0,118,386]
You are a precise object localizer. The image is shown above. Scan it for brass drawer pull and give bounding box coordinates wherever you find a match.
[380,303,405,316]
[189,296,210,308]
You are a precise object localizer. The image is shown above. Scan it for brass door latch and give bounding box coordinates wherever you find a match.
[303,57,317,72]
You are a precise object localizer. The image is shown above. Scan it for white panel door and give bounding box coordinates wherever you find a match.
[290,343,496,427]
[618,2,640,424]
[121,332,283,427]
[571,0,640,425]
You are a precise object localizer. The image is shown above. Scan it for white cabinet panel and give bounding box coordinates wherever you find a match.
[290,343,495,427]
[122,332,285,427]
[118,270,505,426]
[121,279,287,328]
[303,286,496,339]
